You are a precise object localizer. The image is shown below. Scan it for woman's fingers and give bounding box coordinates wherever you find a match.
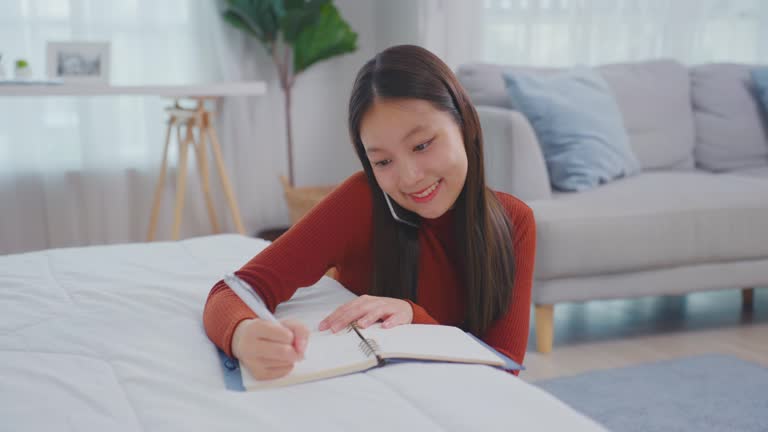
[250,364,294,380]
[235,318,313,382]
[318,296,413,333]
[319,296,367,331]
[356,308,390,329]
[265,364,294,373]
[381,312,408,328]
[329,308,368,332]
[255,320,297,344]
[254,356,296,368]
[327,300,385,332]
[253,339,303,363]
[280,319,310,356]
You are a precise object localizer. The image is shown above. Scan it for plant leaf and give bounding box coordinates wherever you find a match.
[222,10,262,39]
[281,0,330,43]
[292,3,357,74]
[283,0,305,10]
[222,0,284,45]
[283,0,328,11]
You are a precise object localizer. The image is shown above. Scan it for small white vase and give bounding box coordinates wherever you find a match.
[14,66,32,80]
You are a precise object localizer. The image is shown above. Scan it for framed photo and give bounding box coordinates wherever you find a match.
[46,41,110,84]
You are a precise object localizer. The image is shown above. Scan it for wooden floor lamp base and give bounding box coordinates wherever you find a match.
[147,98,246,241]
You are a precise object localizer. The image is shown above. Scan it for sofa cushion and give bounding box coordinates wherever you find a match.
[728,166,768,179]
[457,63,520,109]
[457,60,696,171]
[598,60,696,170]
[691,64,768,172]
[753,67,768,110]
[530,171,768,280]
[502,67,641,191]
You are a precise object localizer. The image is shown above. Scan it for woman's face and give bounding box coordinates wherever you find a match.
[360,98,468,220]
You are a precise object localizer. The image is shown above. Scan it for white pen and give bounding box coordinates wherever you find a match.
[223,273,280,324]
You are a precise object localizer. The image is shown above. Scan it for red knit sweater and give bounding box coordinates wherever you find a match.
[203,172,536,374]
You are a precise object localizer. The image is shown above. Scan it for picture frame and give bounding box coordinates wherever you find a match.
[46,41,110,84]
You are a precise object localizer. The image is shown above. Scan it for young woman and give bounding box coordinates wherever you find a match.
[203,45,536,381]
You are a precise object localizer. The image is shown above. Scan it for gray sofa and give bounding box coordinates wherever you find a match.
[457,60,768,352]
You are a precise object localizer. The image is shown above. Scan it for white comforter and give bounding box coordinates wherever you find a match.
[0,234,605,432]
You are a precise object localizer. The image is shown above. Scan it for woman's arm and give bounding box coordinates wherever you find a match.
[203,172,373,357]
[481,201,536,376]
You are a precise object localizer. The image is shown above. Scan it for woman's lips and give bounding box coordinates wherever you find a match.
[408,179,442,203]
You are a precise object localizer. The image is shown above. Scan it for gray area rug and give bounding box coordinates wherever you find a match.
[535,354,768,432]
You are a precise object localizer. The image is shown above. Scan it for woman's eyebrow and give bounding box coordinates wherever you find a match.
[401,124,427,143]
[365,124,428,154]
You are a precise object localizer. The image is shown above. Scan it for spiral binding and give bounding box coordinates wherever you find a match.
[358,338,380,357]
[346,322,381,359]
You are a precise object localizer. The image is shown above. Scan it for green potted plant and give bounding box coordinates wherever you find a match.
[14,59,32,79]
[223,0,358,193]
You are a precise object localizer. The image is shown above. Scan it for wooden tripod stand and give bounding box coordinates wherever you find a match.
[146,98,245,241]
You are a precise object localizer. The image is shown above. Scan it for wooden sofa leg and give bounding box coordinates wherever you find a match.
[742,288,754,309]
[535,304,554,354]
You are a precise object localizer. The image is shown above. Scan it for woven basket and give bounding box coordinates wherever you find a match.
[279,176,336,225]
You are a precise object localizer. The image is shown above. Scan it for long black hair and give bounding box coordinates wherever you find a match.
[347,45,515,336]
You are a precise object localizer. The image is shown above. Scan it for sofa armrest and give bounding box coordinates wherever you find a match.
[477,105,552,201]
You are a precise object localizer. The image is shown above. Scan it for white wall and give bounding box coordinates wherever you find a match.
[290,0,374,187]
[280,0,420,187]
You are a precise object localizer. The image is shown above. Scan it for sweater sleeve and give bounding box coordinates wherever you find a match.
[203,173,372,358]
[405,299,440,325]
[481,201,536,376]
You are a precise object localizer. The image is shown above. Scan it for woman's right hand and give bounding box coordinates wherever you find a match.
[231,318,309,380]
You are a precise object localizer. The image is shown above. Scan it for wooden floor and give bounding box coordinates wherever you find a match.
[520,287,768,382]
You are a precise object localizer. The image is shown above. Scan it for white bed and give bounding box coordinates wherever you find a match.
[0,234,606,431]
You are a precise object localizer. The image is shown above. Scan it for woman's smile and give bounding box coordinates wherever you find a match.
[407,178,443,203]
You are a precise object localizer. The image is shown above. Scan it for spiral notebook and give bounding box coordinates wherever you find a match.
[239,322,521,390]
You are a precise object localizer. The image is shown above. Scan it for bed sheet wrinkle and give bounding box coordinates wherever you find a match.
[0,253,73,333]
[227,372,447,432]
[0,313,64,337]
[45,251,76,305]
[179,234,271,264]
[176,240,212,266]
[0,350,144,432]
[359,368,451,431]
[104,358,147,432]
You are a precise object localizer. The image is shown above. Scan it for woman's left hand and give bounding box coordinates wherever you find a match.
[318,295,414,333]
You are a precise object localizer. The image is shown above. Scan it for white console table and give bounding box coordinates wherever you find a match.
[0,81,267,240]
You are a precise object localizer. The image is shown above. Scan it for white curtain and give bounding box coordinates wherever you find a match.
[417,0,484,71]
[418,0,768,68]
[0,0,288,254]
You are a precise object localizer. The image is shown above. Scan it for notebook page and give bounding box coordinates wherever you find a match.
[242,328,375,390]
[292,328,372,374]
[360,324,505,366]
